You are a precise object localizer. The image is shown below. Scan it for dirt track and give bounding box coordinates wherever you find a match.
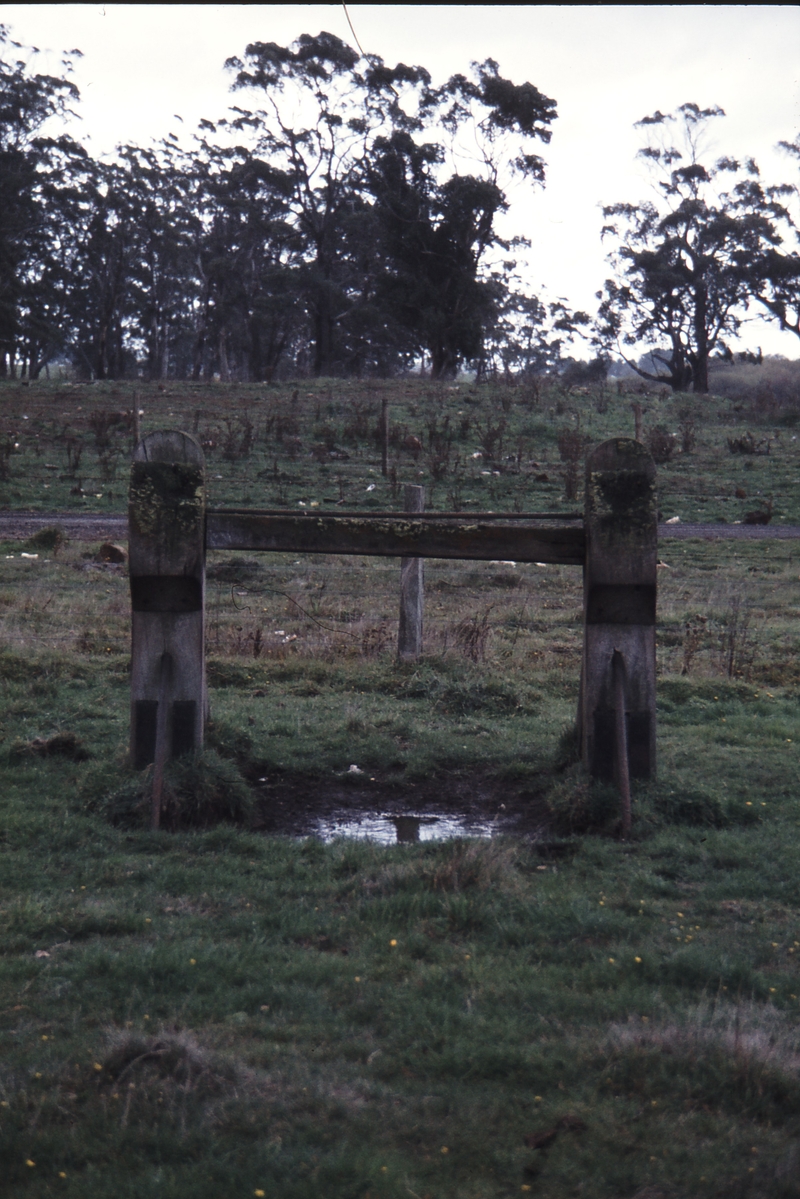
[1,512,799,544]
[0,512,127,542]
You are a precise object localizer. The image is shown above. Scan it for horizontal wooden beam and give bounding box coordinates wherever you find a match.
[210,506,584,521]
[3,513,800,545]
[205,511,586,565]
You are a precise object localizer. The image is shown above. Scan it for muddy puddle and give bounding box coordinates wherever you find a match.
[314,811,505,845]
[252,778,552,844]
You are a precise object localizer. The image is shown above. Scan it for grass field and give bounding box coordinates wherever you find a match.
[1,372,799,1197]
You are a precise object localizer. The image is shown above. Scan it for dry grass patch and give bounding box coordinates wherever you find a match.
[607,1000,800,1079]
[360,838,525,897]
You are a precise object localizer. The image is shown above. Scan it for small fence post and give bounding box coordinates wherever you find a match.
[129,431,207,772]
[579,437,657,786]
[398,484,424,661]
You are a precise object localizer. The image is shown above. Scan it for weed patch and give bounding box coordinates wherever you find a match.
[9,730,90,762]
[26,526,67,553]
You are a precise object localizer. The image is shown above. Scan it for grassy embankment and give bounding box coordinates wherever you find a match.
[0,373,799,1197]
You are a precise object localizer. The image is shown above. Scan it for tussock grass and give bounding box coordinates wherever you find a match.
[359,838,525,897]
[96,750,254,830]
[607,1000,800,1080]
[9,730,90,762]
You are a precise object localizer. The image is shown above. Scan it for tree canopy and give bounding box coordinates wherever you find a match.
[1,27,797,387]
[595,103,794,393]
[749,136,800,341]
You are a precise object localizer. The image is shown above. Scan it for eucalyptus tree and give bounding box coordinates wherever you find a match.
[748,135,800,341]
[189,135,305,381]
[596,103,788,393]
[0,24,85,376]
[66,154,143,379]
[119,139,202,380]
[222,31,432,376]
[366,59,557,378]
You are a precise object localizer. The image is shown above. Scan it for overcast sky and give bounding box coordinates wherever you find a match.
[4,3,800,358]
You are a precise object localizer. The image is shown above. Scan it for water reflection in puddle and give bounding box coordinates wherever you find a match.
[313,812,500,845]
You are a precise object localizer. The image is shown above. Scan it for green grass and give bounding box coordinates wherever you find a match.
[1,763,799,1197]
[1,372,800,1196]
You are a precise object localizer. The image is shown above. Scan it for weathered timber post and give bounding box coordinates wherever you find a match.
[129,431,207,771]
[398,484,424,661]
[631,402,643,443]
[579,438,657,782]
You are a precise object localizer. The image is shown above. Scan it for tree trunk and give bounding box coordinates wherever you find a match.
[96,321,108,380]
[192,313,207,381]
[429,342,458,380]
[147,314,159,381]
[313,293,333,376]
[192,271,211,380]
[691,353,709,394]
[218,329,230,381]
[115,320,125,379]
[160,322,169,381]
[692,284,709,393]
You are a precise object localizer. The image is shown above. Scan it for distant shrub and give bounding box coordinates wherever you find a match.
[727,431,771,455]
[677,406,697,453]
[26,526,67,553]
[556,426,587,500]
[646,425,676,464]
[708,356,800,423]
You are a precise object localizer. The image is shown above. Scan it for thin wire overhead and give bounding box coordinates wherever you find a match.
[342,4,367,58]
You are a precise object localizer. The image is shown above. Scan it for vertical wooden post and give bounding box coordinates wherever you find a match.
[380,396,389,477]
[579,438,657,783]
[631,402,643,443]
[129,431,206,771]
[398,484,424,661]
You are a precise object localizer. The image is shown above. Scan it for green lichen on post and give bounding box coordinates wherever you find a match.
[586,440,656,543]
[587,469,657,536]
[129,462,205,543]
[309,516,481,538]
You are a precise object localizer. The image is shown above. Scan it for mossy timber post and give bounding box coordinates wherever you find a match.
[129,431,207,771]
[127,432,658,791]
[579,438,657,783]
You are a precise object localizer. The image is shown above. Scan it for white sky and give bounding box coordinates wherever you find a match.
[4,3,800,358]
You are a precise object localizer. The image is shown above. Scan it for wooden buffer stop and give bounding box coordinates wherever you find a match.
[129,432,657,828]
